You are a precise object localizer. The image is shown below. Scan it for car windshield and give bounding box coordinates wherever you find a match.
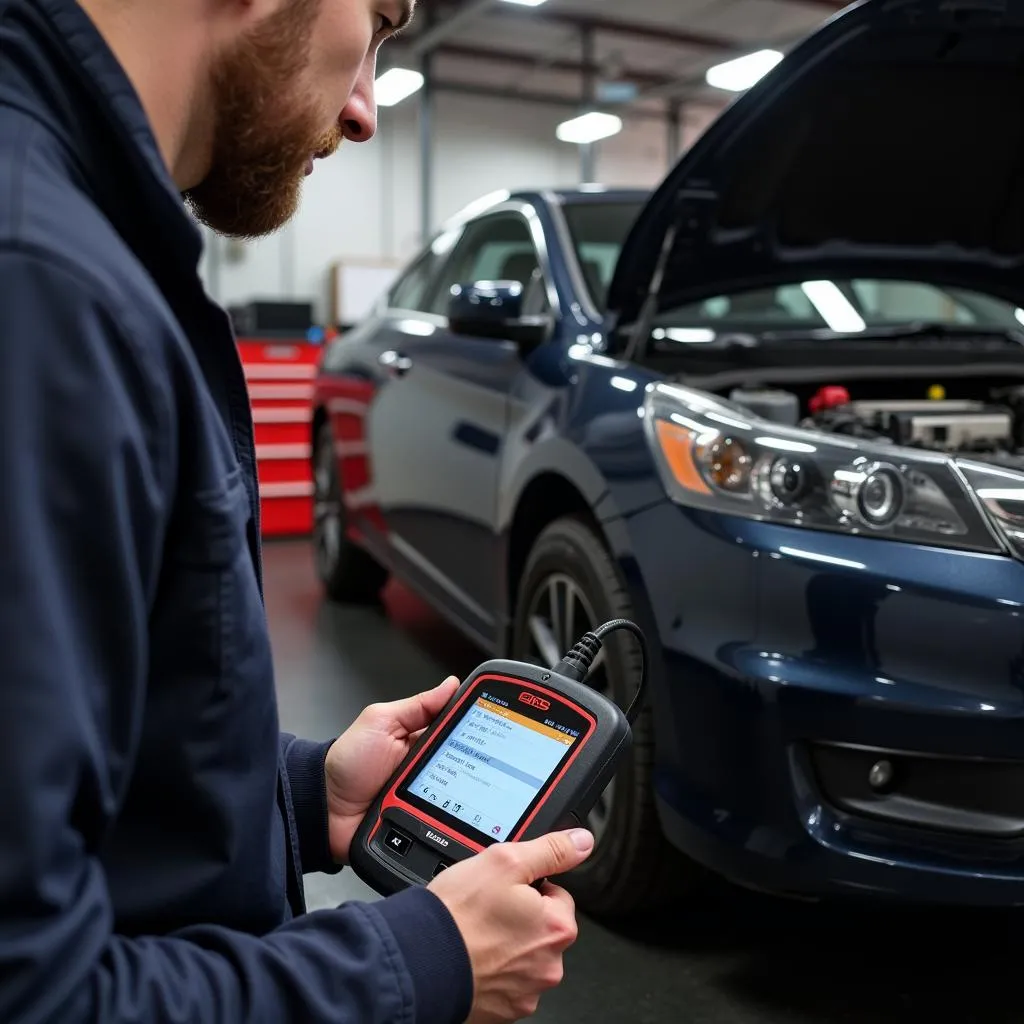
[655,280,1024,339]
[561,200,645,309]
[560,202,1024,338]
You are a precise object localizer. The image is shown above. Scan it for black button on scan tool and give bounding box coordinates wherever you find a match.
[384,828,412,857]
[432,860,449,878]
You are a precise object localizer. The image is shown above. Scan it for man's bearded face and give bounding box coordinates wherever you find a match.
[184,0,342,239]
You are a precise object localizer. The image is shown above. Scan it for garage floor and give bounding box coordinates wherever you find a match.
[266,540,1022,1024]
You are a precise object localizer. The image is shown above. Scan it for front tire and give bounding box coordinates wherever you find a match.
[512,516,698,918]
[312,423,389,604]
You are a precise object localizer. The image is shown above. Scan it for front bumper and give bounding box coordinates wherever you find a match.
[615,499,1024,905]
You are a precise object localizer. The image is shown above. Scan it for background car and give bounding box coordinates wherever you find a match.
[311,1,1024,918]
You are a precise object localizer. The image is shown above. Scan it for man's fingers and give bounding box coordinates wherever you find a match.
[506,829,595,884]
[377,676,459,735]
[538,880,575,911]
[421,675,459,715]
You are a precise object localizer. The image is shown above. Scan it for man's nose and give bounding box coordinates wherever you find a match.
[340,60,378,143]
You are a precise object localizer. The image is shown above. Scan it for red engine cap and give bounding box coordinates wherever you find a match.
[810,385,850,415]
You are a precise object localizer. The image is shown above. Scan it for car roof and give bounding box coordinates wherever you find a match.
[436,186,651,237]
[518,187,650,206]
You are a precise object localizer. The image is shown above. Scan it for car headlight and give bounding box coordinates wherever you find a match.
[958,461,1024,559]
[643,382,1011,555]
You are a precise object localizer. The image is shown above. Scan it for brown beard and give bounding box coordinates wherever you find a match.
[184,0,342,239]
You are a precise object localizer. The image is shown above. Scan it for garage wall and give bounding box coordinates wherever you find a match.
[199,95,725,322]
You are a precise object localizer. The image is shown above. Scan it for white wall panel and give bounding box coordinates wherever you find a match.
[429,93,580,226]
[598,116,669,188]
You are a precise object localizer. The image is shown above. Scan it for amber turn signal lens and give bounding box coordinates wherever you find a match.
[653,420,711,495]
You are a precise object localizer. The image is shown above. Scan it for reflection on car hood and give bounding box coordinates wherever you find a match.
[607,0,1024,327]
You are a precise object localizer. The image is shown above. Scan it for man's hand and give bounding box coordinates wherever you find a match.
[428,829,594,1023]
[324,676,460,864]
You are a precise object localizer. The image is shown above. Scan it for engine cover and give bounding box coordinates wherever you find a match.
[793,387,1024,469]
[849,399,1013,450]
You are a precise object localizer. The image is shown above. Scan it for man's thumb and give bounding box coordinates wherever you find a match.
[510,829,595,883]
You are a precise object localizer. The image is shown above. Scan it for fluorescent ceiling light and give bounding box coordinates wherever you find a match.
[376,68,424,107]
[705,49,783,92]
[556,111,622,145]
[500,0,548,5]
[801,280,867,333]
[1015,307,1024,327]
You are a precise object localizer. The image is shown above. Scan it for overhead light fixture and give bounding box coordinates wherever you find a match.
[704,49,783,92]
[375,67,424,107]
[500,0,549,5]
[556,111,623,145]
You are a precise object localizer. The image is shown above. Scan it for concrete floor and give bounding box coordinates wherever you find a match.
[266,540,1023,1024]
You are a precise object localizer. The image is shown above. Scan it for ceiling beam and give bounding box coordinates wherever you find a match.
[628,24,812,106]
[430,79,671,122]
[434,42,675,90]
[519,9,737,51]
[404,0,494,57]
[406,3,836,121]
[428,0,736,52]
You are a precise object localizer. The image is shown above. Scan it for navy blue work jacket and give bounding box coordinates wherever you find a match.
[0,1,472,1020]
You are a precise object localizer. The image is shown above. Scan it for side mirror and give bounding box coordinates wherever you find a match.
[446,280,553,348]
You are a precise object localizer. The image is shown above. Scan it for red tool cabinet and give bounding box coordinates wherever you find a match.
[237,338,323,537]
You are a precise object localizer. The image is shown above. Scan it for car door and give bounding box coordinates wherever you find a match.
[319,238,455,547]
[366,202,558,650]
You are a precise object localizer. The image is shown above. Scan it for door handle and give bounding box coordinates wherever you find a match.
[379,350,413,377]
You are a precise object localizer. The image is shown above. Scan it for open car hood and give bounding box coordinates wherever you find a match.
[607,0,1024,327]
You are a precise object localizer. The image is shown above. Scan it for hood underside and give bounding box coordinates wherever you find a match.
[608,0,1024,325]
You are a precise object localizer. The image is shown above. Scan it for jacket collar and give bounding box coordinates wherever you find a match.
[9,0,205,272]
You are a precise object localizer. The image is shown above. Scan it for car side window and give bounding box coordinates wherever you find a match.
[388,249,443,312]
[424,213,549,317]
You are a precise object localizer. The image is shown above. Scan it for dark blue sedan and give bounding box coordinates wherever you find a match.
[312,0,1024,916]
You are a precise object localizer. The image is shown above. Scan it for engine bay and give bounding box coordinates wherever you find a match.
[726,381,1024,468]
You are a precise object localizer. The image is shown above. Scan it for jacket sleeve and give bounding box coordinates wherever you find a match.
[280,733,343,875]
[0,250,473,1024]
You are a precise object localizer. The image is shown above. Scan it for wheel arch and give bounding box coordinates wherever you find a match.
[506,473,602,613]
[501,440,627,654]
[500,452,666,752]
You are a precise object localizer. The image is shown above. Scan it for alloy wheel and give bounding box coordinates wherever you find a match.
[521,572,615,842]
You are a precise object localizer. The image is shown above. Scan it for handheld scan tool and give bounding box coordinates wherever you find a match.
[350,619,648,894]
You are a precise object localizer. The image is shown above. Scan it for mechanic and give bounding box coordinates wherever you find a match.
[0,0,594,1022]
